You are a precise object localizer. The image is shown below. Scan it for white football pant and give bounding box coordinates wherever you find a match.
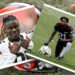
[59,42,72,57]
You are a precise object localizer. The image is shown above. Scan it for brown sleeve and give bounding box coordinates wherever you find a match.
[54,23,59,31]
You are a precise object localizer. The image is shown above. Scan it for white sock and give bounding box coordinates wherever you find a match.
[59,42,72,57]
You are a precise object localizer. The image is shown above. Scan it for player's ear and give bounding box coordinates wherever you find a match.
[3,26,8,35]
[1,25,8,39]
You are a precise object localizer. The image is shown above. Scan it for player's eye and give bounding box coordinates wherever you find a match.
[61,19,67,23]
[8,27,13,29]
[62,21,66,22]
[14,25,19,28]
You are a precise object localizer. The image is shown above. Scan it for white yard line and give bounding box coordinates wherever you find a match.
[44,4,75,17]
[26,53,75,73]
[0,58,34,69]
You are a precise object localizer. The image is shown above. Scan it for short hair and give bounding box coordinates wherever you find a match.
[60,17,69,23]
[3,15,19,26]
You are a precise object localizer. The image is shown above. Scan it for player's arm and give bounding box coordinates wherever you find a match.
[61,32,73,42]
[61,27,73,42]
[44,23,59,46]
[44,30,57,46]
[21,35,30,49]
[60,38,73,42]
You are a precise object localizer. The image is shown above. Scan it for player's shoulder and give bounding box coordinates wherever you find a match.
[0,40,7,50]
[20,32,26,35]
[0,38,11,53]
[20,32,27,36]
[55,22,60,26]
[54,22,61,30]
[0,41,5,45]
[20,32,27,39]
[67,25,73,31]
[0,37,9,45]
[55,22,61,28]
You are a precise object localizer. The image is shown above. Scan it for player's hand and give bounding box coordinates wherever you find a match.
[21,39,30,49]
[60,38,67,42]
[9,42,21,54]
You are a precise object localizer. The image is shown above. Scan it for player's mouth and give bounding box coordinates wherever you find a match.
[12,31,19,37]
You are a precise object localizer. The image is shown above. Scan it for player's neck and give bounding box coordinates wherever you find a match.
[8,36,21,42]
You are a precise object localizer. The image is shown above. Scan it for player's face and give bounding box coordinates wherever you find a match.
[5,22,20,41]
[60,19,68,25]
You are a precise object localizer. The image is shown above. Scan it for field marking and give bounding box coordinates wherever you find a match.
[44,4,75,17]
[26,53,75,73]
[0,57,34,69]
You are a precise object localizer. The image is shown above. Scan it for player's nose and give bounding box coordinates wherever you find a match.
[12,28,17,32]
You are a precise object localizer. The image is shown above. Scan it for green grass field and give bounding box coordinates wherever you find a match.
[31,5,75,71]
[0,68,74,75]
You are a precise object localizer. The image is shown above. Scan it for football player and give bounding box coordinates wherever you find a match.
[0,15,32,66]
[44,17,73,60]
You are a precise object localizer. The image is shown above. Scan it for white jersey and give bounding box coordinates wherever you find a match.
[0,32,33,67]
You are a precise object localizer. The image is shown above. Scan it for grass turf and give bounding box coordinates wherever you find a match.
[31,5,75,71]
[0,68,74,75]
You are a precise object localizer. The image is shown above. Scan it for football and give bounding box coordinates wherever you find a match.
[39,45,52,56]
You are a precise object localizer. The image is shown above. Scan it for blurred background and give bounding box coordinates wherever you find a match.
[0,0,75,13]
